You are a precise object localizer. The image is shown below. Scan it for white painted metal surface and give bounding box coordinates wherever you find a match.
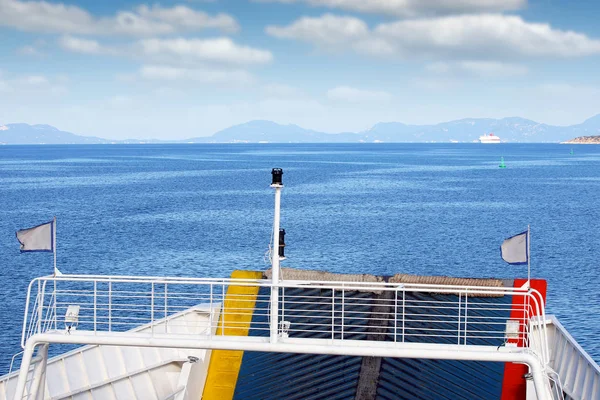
[531,316,600,400]
[270,180,283,344]
[1,305,217,400]
[13,329,555,400]
[6,273,558,399]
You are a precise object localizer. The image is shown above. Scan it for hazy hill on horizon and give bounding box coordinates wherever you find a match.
[2,114,600,145]
[0,123,108,145]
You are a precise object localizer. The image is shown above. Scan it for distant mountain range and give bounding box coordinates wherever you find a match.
[2,114,600,144]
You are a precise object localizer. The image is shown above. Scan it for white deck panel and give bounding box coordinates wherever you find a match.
[544,316,600,400]
[0,306,217,400]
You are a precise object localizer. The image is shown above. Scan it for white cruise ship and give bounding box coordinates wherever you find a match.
[479,133,501,143]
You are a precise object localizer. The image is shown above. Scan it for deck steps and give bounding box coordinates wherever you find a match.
[0,307,215,400]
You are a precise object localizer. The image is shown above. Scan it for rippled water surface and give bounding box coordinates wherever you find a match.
[1,143,599,372]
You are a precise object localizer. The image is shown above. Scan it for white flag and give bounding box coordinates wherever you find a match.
[16,220,55,253]
[500,231,528,265]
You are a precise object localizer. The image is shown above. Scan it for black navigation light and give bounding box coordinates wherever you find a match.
[279,228,286,258]
[271,168,283,186]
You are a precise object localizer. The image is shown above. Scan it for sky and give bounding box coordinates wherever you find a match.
[1,0,600,140]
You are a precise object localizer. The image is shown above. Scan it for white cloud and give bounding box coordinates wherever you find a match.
[375,14,600,58]
[0,81,9,93]
[136,5,238,33]
[411,77,459,91]
[426,61,528,77]
[59,36,112,55]
[352,37,396,56]
[267,13,600,59]
[0,0,94,34]
[17,45,40,56]
[16,39,46,56]
[138,38,273,66]
[153,87,185,98]
[258,0,525,16]
[263,83,304,98]
[139,65,255,86]
[0,73,68,95]
[458,61,528,77]
[21,75,49,85]
[425,62,451,74]
[536,83,600,96]
[108,95,134,107]
[0,0,239,35]
[266,14,368,46]
[327,86,392,102]
[57,36,273,71]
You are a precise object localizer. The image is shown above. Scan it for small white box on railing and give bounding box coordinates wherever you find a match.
[280,321,290,338]
[65,305,80,332]
[505,319,520,340]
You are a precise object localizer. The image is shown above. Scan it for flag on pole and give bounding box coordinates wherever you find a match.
[500,230,528,265]
[16,219,55,253]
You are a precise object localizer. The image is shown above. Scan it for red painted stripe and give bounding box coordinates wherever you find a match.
[500,279,547,400]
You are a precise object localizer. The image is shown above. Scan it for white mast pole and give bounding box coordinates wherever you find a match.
[53,216,58,329]
[527,225,531,288]
[270,169,283,344]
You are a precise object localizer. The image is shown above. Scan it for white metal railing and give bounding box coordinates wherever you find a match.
[541,316,600,400]
[20,274,549,361]
[8,351,24,376]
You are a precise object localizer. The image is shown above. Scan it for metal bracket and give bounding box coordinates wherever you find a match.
[279,321,290,338]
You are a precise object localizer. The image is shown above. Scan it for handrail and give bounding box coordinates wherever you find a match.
[33,274,536,292]
[21,274,548,360]
[8,351,24,376]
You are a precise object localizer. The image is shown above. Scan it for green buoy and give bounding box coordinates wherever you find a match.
[570,148,574,155]
[499,157,506,168]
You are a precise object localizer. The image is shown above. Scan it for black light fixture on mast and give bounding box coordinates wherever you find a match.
[279,228,286,258]
[271,168,283,186]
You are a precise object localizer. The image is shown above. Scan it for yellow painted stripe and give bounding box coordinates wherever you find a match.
[202,270,263,400]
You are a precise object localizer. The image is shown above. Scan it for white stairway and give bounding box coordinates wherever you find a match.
[0,306,217,400]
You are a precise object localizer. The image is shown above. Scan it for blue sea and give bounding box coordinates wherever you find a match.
[1,143,599,373]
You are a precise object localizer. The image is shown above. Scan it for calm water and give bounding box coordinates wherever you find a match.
[1,143,599,372]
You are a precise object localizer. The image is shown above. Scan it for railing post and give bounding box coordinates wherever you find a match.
[341,288,345,340]
[108,280,112,332]
[22,280,35,348]
[164,283,168,333]
[13,341,36,400]
[457,292,462,345]
[270,171,283,344]
[331,288,335,340]
[394,290,397,343]
[93,281,97,334]
[209,283,213,334]
[464,290,469,345]
[53,278,57,331]
[9,351,24,375]
[525,292,532,349]
[37,280,43,334]
[28,343,49,400]
[26,295,39,343]
[402,290,405,343]
[221,283,225,336]
[282,286,286,335]
[151,282,154,336]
